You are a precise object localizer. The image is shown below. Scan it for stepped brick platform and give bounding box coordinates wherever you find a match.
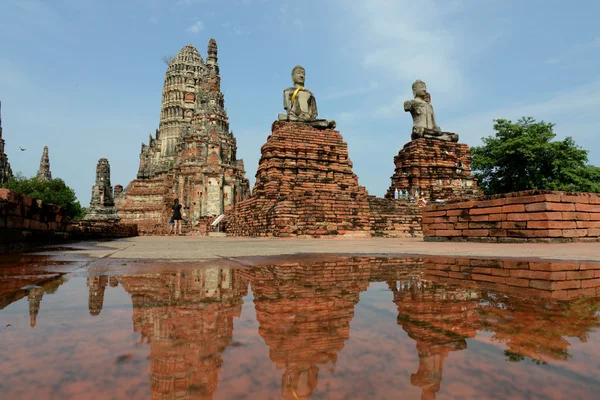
[423,256,600,300]
[225,122,372,237]
[423,190,600,243]
[386,138,481,201]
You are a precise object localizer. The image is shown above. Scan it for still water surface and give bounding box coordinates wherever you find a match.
[1,254,600,399]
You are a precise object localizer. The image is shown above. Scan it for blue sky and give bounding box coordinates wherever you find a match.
[1,0,599,205]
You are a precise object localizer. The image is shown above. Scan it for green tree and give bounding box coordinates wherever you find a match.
[471,117,600,195]
[4,173,85,219]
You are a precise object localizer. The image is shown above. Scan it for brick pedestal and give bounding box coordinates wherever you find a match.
[225,121,372,237]
[386,138,481,201]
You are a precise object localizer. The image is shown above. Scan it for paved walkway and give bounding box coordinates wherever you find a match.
[68,236,600,262]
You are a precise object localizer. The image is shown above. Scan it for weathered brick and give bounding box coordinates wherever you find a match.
[505,277,530,287]
[471,206,504,215]
[527,221,577,229]
[566,270,595,280]
[529,262,577,271]
[462,229,490,237]
[488,213,507,221]
[575,203,600,212]
[502,204,526,213]
[562,229,589,238]
[525,202,575,212]
[562,212,591,221]
[471,273,506,284]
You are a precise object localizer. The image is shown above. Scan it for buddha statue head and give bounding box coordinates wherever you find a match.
[412,80,427,99]
[291,65,306,86]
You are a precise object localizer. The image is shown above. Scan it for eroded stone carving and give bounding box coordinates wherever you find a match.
[404,80,458,142]
[278,65,336,129]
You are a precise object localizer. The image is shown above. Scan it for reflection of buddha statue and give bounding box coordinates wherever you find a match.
[278,65,336,129]
[404,80,458,142]
[282,366,319,399]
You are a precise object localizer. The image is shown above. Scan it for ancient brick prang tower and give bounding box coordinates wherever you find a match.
[36,146,52,182]
[84,158,119,221]
[0,102,13,186]
[117,39,250,234]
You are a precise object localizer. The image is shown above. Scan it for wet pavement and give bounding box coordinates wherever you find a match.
[2,240,600,399]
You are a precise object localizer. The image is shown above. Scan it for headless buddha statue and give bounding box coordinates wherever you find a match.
[278,65,336,129]
[404,80,458,142]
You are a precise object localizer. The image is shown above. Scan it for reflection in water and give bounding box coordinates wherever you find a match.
[478,294,600,364]
[115,269,248,399]
[2,254,600,399]
[238,256,422,399]
[392,283,480,400]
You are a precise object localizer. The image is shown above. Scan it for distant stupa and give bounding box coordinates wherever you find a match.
[36,146,52,182]
[0,101,13,186]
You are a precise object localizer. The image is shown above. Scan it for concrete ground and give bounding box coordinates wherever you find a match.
[67,236,600,262]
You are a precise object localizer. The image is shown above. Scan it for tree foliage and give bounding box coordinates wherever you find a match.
[471,117,600,195]
[4,173,85,219]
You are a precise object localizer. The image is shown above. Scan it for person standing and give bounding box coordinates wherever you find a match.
[171,198,183,235]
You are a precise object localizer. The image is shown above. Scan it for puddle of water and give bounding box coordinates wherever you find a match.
[1,254,600,399]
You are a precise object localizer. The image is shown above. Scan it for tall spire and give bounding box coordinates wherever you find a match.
[36,146,52,182]
[206,38,219,75]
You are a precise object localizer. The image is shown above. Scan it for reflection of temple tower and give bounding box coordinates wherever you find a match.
[118,268,248,400]
[87,276,109,316]
[392,283,480,399]
[241,258,376,399]
[27,287,44,328]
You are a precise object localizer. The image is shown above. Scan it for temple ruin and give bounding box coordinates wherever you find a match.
[83,158,119,221]
[116,39,250,234]
[36,146,52,182]
[0,102,13,186]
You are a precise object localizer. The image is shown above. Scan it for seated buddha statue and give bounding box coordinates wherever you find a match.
[404,80,458,142]
[278,65,336,129]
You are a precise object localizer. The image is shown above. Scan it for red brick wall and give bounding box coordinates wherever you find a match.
[367,197,422,237]
[424,256,600,300]
[423,190,600,242]
[0,189,137,249]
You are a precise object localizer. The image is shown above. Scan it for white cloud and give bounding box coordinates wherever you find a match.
[445,80,600,162]
[148,16,158,24]
[186,20,204,34]
[321,81,379,101]
[222,21,243,35]
[349,0,466,103]
[336,0,501,112]
[544,37,600,65]
[178,0,206,5]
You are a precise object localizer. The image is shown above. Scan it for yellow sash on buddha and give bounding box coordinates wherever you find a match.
[291,86,303,108]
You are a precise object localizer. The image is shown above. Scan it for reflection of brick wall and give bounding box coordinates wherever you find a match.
[0,189,137,249]
[424,256,600,300]
[423,190,600,242]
